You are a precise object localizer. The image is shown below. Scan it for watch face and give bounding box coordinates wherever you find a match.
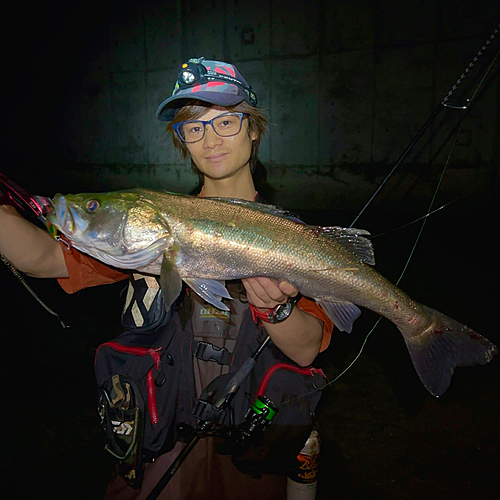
[273,302,293,323]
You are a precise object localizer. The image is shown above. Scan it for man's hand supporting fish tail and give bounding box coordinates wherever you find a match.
[242,277,323,367]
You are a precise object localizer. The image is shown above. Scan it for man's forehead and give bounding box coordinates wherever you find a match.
[196,105,229,119]
[180,103,230,119]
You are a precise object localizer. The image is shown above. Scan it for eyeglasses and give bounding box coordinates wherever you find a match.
[172,112,249,143]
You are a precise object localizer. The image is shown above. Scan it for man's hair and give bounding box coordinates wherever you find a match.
[166,100,268,173]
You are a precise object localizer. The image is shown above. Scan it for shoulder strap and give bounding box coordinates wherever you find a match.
[121,274,171,331]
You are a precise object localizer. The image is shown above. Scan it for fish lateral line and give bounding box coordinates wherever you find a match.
[311,266,360,272]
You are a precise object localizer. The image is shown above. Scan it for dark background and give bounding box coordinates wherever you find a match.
[1,1,499,498]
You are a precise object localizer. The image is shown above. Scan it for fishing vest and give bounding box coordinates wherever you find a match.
[95,274,326,487]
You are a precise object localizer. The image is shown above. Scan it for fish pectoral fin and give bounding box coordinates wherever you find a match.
[184,278,231,311]
[159,257,184,311]
[317,300,361,333]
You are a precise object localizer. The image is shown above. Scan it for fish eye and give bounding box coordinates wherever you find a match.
[85,199,100,213]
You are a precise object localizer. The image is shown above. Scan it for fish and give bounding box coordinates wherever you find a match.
[46,188,497,397]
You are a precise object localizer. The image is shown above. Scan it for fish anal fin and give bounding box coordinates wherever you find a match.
[318,299,362,333]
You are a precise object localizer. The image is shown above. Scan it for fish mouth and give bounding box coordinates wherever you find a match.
[48,195,89,236]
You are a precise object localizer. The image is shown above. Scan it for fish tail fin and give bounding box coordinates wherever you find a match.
[401,305,497,397]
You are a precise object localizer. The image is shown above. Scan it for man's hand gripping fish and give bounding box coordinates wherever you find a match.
[46,188,497,397]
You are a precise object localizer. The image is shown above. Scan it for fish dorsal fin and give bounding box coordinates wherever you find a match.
[205,199,373,266]
[316,227,375,265]
[318,299,362,333]
[205,197,303,223]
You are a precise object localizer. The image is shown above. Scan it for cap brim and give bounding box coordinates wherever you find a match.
[155,92,245,122]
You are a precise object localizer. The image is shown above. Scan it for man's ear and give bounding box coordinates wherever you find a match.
[249,128,258,141]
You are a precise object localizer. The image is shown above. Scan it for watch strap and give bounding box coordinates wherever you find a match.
[249,300,295,325]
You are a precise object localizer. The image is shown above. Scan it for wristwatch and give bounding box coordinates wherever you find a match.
[271,302,294,323]
[249,299,298,325]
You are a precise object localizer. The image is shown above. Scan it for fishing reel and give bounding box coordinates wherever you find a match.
[189,393,279,452]
[230,395,279,455]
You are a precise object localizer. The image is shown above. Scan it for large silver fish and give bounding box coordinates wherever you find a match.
[46,188,497,397]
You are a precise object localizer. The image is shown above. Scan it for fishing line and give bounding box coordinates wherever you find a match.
[394,45,498,286]
[277,31,499,407]
[1,254,69,328]
[350,22,500,229]
[370,198,460,239]
[344,43,499,375]
[331,44,498,385]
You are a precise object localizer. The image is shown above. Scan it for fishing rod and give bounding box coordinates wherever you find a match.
[279,24,500,405]
[350,22,500,228]
[333,27,500,385]
[371,33,499,287]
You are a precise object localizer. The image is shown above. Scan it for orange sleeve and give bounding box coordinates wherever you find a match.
[57,242,129,294]
[296,297,334,352]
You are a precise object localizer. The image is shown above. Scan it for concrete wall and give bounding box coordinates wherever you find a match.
[6,0,499,212]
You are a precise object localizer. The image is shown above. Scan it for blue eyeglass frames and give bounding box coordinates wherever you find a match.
[172,112,249,143]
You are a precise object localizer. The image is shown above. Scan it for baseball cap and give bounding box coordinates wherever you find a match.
[155,57,258,122]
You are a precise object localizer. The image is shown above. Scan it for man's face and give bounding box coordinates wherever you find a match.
[185,106,257,182]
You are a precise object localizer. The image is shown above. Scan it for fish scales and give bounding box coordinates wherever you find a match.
[166,194,422,331]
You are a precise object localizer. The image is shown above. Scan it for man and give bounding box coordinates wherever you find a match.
[0,57,333,499]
